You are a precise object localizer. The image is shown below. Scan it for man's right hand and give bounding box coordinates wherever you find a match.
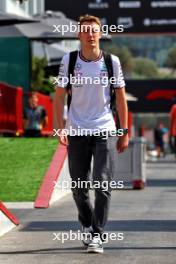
[58,129,68,146]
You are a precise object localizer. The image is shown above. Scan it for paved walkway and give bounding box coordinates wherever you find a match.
[0,155,176,264]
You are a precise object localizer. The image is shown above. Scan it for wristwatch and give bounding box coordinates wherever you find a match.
[122,128,128,135]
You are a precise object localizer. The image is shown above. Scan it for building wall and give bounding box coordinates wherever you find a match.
[0,0,44,17]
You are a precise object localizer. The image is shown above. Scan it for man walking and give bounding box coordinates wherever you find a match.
[54,15,129,253]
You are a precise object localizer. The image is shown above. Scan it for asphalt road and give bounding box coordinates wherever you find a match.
[0,155,176,264]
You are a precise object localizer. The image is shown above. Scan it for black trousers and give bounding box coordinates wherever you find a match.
[67,135,115,236]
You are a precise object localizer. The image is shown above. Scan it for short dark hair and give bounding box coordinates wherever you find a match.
[29,92,38,99]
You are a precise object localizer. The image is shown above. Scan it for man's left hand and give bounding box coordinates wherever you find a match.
[117,134,129,153]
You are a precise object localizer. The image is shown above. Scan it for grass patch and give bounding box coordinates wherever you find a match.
[0,137,58,201]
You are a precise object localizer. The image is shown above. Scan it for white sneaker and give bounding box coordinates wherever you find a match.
[81,226,93,247]
[87,236,104,254]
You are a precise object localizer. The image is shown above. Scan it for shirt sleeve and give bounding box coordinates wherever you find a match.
[111,55,125,89]
[56,54,69,88]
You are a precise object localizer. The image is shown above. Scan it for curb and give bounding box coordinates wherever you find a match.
[0,202,19,237]
[4,202,34,209]
[34,144,69,208]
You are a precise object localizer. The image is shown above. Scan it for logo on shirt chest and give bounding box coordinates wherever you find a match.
[100,71,108,78]
[75,63,82,71]
[99,63,108,78]
[74,63,83,79]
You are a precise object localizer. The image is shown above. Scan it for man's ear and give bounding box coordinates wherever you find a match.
[99,31,102,40]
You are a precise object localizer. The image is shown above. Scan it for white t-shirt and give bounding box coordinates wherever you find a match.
[57,51,125,134]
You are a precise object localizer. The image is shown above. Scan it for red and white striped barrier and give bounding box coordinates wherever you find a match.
[34,144,71,208]
[0,202,19,237]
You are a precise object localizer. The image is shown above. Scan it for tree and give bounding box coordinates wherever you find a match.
[133,57,159,79]
[166,46,176,73]
[31,57,55,95]
[103,44,133,75]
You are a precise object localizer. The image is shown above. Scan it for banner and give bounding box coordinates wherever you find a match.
[45,0,176,33]
[126,80,176,112]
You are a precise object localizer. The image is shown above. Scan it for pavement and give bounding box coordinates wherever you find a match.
[0,154,176,264]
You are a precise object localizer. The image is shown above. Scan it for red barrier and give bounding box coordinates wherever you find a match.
[0,84,53,136]
[139,125,145,137]
[26,92,53,136]
[0,83,23,135]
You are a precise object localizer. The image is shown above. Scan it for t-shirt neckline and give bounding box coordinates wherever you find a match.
[79,50,103,62]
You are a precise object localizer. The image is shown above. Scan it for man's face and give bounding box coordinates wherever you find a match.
[29,95,38,108]
[78,22,102,47]
[159,123,164,129]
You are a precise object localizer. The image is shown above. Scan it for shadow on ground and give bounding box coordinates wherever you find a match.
[19,220,176,232]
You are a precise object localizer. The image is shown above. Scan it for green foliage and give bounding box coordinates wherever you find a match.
[31,57,55,95]
[31,57,46,91]
[103,44,133,74]
[166,46,176,73]
[41,78,56,95]
[132,57,159,79]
